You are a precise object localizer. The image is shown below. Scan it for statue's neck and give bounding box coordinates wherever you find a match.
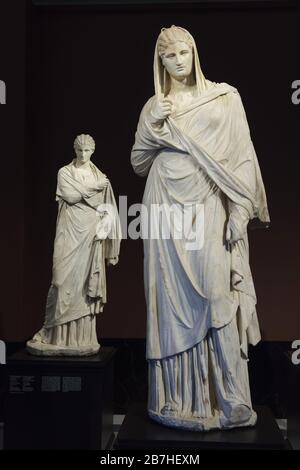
[169,75,195,95]
[74,160,91,170]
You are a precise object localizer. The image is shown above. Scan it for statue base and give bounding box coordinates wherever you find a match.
[4,347,115,449]
[148,406,257,431]
[115,403,286,450]
[26,339,100,357]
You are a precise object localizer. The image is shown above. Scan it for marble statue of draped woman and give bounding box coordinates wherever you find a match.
[131,26,270,431]
[27,134,121,356]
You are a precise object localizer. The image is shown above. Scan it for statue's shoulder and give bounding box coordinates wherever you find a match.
[57,161,73,177]
[140,95,155,116]
[213,81,239,96]
[89,161,103,175]
[214,82,246,110]
[147,95,156,105]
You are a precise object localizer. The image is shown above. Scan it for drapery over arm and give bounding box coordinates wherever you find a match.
[226,91,270,228]
[102,182,122,263]
[131,97,184,177]
[87,182,122,299]
[131,87,270,355]
[56,167,100,204]
[133,90,269,227]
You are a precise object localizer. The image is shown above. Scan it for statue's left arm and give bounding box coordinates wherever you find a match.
[226,91,270,243]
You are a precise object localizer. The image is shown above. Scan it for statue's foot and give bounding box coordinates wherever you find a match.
[160,402,178,417]
[220,404,256,429]
[229,404,252,424]
[149,407,220,431]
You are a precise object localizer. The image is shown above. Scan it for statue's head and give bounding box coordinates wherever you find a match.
[154,26,207,98]
[157,26,194,81]
[74,134,95,164]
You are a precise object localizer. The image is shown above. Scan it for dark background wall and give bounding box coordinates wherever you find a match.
[0,1,26,341]
[1,1,300,342]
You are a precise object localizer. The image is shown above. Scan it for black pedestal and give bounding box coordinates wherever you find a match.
[115,403,285,450]
[275,345,300,450]
[4,348,115,450]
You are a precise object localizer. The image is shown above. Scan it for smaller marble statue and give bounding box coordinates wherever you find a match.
[27,134,121,356]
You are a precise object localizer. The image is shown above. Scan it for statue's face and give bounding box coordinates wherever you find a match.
[75,146,94,164]
[162,41,193,80]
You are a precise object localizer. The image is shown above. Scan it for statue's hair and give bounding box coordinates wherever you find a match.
[73,134,95,151]
[157,25,193,58]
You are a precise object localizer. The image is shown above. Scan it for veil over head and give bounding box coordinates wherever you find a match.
[153,25,209,98]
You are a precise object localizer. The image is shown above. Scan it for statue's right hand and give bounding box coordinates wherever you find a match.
[150,98,173,121]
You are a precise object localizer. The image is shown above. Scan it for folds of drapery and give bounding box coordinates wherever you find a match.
[131,83,270,357]
[56,161,122,260]
[86,182,122,299]
[44,161,121,328]
[132,84,269,226]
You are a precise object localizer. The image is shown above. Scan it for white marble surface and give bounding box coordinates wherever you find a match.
[27,134,121,357]
[131,26,270,431]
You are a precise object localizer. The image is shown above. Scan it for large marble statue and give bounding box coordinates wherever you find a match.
[27,134,121,356]
[131,26,270,430]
